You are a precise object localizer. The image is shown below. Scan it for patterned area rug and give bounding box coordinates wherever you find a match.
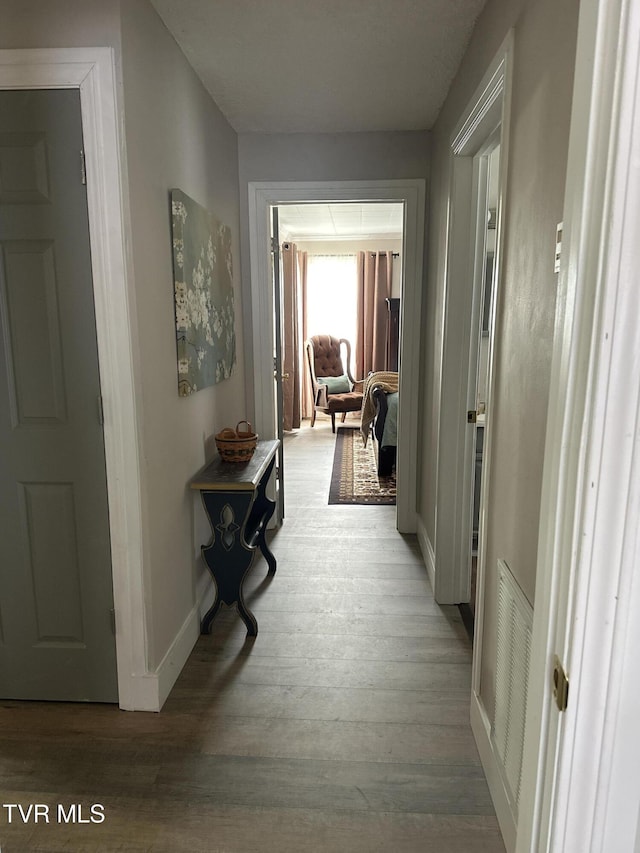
[329,427,396,505]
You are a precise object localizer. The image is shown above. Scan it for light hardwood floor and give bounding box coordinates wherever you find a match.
[0,419,505,852]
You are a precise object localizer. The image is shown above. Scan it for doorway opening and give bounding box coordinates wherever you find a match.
[278,203,403,401]
[272,201,405,521]
[248,180,426,536]
[271,201,404,525]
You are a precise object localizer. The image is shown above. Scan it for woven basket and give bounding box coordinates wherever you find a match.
[215,420,258,463]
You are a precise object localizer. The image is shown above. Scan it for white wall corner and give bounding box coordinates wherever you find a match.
[398,506,418,535]
[125,575,214,712]
[471,690,517,852]
[118,674,163,714]
[416,516,436,594]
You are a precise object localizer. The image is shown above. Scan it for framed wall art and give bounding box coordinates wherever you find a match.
[170,189,236,396]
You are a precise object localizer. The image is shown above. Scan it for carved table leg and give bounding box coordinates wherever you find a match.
[236,593,258,636]
[257,525,277,575]
[245,455,278,575]
[200,491,258,636]
[201,597,222,635]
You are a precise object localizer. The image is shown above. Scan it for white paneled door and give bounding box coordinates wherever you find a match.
[0,89,118,702]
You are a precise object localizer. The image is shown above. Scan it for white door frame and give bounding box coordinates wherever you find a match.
[517,0,640,848]
[461,133,500,602]
[0,48,147,710]
[247,180,426,533]
[435,35,516,848]
[434,32,513,611]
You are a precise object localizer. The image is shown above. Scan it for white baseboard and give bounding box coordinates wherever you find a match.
[119,673,164,713]
[122,574,214,712]
[470,689,517,852]
[416,516,436,594]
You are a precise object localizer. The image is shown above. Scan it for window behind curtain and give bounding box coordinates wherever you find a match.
[306,254,358,348]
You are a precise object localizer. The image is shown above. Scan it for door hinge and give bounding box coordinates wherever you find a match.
[109,607,116,635]
[270,236,279,253]
[554,221,563,273]
[467,409,477,424]
[80,149,87,185]
[97,394,104,426]
[553,655,569,712]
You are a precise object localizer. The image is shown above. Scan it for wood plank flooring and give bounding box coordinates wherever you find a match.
[0,419,505,852]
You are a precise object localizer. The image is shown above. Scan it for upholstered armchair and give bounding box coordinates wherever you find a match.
[305,335,364,432]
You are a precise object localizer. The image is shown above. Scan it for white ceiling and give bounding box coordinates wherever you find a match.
[150,0,487,133]
[277,202,404,240]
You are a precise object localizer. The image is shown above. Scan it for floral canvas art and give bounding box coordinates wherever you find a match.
[170,189,236,396]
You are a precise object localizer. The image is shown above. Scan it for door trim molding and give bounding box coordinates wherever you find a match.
[416,516,436,594]
[0,48,147,710]
[434,31,514,617]
[471,688,517,852]
[247,180,426,533]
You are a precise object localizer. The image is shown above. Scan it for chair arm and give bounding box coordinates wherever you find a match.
[315,384,329,407]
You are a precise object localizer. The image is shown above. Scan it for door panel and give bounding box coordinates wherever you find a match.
[0,89,117,702]
[0,131,50,204]
[2,240,67,424]
[18,482,85,644]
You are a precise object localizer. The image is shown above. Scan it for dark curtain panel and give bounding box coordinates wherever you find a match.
[356,250,393,377]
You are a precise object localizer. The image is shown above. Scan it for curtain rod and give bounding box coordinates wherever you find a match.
[297,251,400,258]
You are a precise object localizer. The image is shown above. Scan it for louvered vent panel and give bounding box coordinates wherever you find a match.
[492,559,533,816]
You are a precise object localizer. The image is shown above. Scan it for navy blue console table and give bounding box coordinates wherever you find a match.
[189,439,279,636]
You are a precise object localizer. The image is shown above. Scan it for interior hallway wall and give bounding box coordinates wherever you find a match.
[119,0,245,671]
[0,0,122,47]
[419,0,579,720]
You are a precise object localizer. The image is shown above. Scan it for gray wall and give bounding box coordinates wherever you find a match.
[0,0,121,47]
[419,0,579,720]
[120,0,245,669]
[237,131,430,415]
[238,132,431,184]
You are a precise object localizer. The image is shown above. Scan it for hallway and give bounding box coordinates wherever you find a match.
[0,422,504,852]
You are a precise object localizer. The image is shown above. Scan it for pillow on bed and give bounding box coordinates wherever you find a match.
[317,374,352,394]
